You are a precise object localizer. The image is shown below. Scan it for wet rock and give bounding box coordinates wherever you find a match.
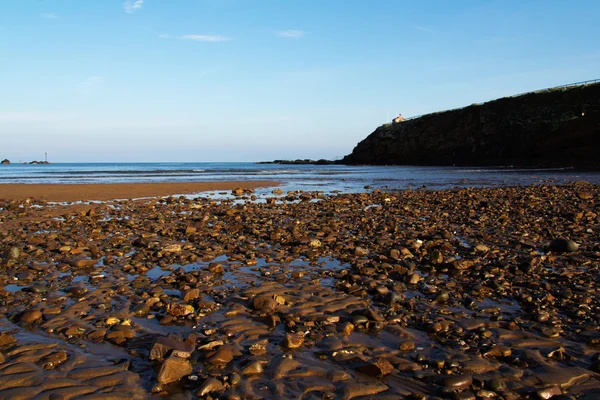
[429,250,443,264]
[438,374,473,389]
[196,377,224,397]
[166,303,194,317]
[5,247,21,260]
[248,339,268,355]
[242,360,264,376]
[182,288,201,302]
[133,303,150,317]
[536,385,562,399]
[549,238,579,253]
[406,273,420,285]
[208,262,224,274]
[0,333,16,346]
[162,243,182,253]
[150,336,195,360]
[341,382,389,399]
[70,258,98,268]
[19,310,42,324]
[251,296,279,313]
[206,346,234,366]
[281,333,304,349]
[356,358,394,377]
[157,356,192,385]
[399,340,415,352]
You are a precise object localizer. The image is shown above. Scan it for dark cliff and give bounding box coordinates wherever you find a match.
[343,82,600,168]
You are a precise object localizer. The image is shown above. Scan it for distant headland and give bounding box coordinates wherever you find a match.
[342,79,600,168]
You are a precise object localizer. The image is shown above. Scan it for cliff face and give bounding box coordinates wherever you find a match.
[343,83,600,168]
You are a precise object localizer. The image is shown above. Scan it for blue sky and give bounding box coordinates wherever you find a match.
[1,0,599,162]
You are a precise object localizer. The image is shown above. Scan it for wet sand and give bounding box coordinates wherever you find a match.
[0,182,599,399]
[0,181,278,202]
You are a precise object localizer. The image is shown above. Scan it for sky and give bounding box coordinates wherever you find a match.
[1,0,599,162]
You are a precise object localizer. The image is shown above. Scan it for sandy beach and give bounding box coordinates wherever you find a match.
[0,181,278,202]
[0,182,599,398]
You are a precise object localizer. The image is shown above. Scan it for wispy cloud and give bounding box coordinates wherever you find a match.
[160,34,232,42]
[41,13,61,20]
[78,76,104,95]
[124,0,144,14]
[277,30,306,38]
[415,26,432,32]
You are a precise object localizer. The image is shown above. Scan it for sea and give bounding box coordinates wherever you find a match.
[1,162,599,195]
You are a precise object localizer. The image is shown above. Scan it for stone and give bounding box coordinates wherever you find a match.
[549,238,579,253]
[70,258,98,268]
[157,356,192,385]
[182,288,201,302]
[206,346,234,366]
[150,336,195,360]
[251,296,279,313]
[439,374,473,389]
[20,310,43,324]
[162,244,182,253]
[166,303,194,317]
[399,340,415,352]
[196,378,224,397]
[242,360,264,376]
[6,247,20,260]
[0,333,16,346]
[208,263,224,274]
[281,333,304,349]
[356,358,394,377]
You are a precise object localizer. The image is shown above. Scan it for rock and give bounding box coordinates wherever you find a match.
[182,289,201,302]
[5,247,20,260]
[399,340,415,352]
[356,358,394,377]
[577,191,593,200]
[196,377,224,397]
[157,356,192,385]
[406,273,420,285]
[439,374,473,389]
[549,238,579,253]
[0,159,10,164]
[150,336,195,360]
[0,333,16,346]
[355,247,369,256]
[536,386,562,399]
[251,296,279,313]
[70,258,98,268]
[133,303,150,317]
[19,310,42,324]
[242,360,264,376]
[281,333,304,349]
[208,263,224,274]
[206,346,234,366]
[309,239,322,248]
[166,303,194,317]
[162,244,182,253]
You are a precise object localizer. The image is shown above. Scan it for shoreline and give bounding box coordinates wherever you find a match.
[0,181,279,202]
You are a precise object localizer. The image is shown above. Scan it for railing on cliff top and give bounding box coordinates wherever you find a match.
[402,78,600,122]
